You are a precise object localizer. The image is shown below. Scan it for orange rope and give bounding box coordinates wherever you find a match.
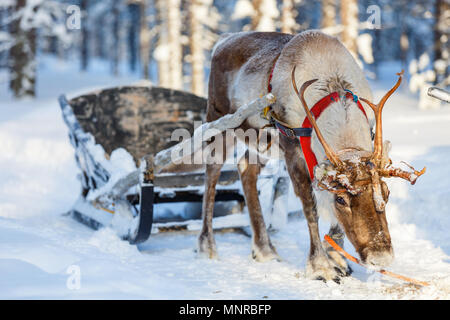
[324,235,429,287]
[92,202,115,214]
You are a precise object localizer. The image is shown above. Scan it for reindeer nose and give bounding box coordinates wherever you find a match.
[365,249,394,268]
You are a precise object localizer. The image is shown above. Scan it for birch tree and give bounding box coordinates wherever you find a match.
[251,0,279,31]
[138,0,151,79]
[281,0,298,34]
[167,0,183,89]
[154,0,170,86]
[189,0,206,96]
[340,0,358,58]
[321,0,336,30]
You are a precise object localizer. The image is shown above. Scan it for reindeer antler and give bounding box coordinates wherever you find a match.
[360,71,404,165]
[361,71,426,185]
[380,162,426,185]
[292,67,343,169]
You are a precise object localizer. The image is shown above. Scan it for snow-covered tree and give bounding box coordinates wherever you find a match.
[3,0,70,98]
[403,0,443,109]
[434,0,449,86]
[409,53,442,109]
[9,0,36,97]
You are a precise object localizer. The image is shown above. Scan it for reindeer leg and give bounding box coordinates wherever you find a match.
[281,137,344,283]
[197,130,233,259]
[197,163,223,259]
[324,224,352,276]
[238,150,280,262]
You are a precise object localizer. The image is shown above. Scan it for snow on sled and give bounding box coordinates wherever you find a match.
[59,86,286,244]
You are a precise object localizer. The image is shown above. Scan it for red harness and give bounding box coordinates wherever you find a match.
[298,92,368,180]
[267,60,369,180]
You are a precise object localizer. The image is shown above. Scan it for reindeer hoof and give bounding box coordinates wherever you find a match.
[323,240,352,277]
[197,234,218,259]
[251,245,281,262]
[196,247,218,260]
[346,265,353,276]
[306,255,344,284]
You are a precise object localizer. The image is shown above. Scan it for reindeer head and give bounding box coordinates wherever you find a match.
[292,70,426,268]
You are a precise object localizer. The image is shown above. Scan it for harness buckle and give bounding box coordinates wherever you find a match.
[284,128,296,138]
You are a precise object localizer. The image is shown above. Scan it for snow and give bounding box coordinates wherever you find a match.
[0,57,450,299]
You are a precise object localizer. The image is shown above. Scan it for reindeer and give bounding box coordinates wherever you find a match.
[197,30,425,283]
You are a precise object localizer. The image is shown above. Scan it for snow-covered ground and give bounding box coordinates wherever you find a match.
[0,58,449,299]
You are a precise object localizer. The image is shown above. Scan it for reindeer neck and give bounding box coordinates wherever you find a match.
[309,97,373,163]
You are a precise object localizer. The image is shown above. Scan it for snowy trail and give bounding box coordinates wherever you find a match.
[1,66,450,299]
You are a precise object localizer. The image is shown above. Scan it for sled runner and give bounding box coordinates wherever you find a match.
[59,86,286,244]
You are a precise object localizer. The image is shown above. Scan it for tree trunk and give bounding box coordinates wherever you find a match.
[189,0,205,96]
[321,0,336,30]
[434,0,450,85]
[155,0,170,86]
[139,0,151,79]
[340,0,358,58]
[251,0,278,31]
[80,0,89,71]
[9,0,36,98]
[127,3,140,73]
[111,0,120,76]
[281,0,297,34]
[167,0,183,89]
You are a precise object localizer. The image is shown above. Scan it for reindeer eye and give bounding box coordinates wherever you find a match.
[335,196,347,206]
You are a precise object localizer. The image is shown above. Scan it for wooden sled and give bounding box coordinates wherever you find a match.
[59,86,286,244]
